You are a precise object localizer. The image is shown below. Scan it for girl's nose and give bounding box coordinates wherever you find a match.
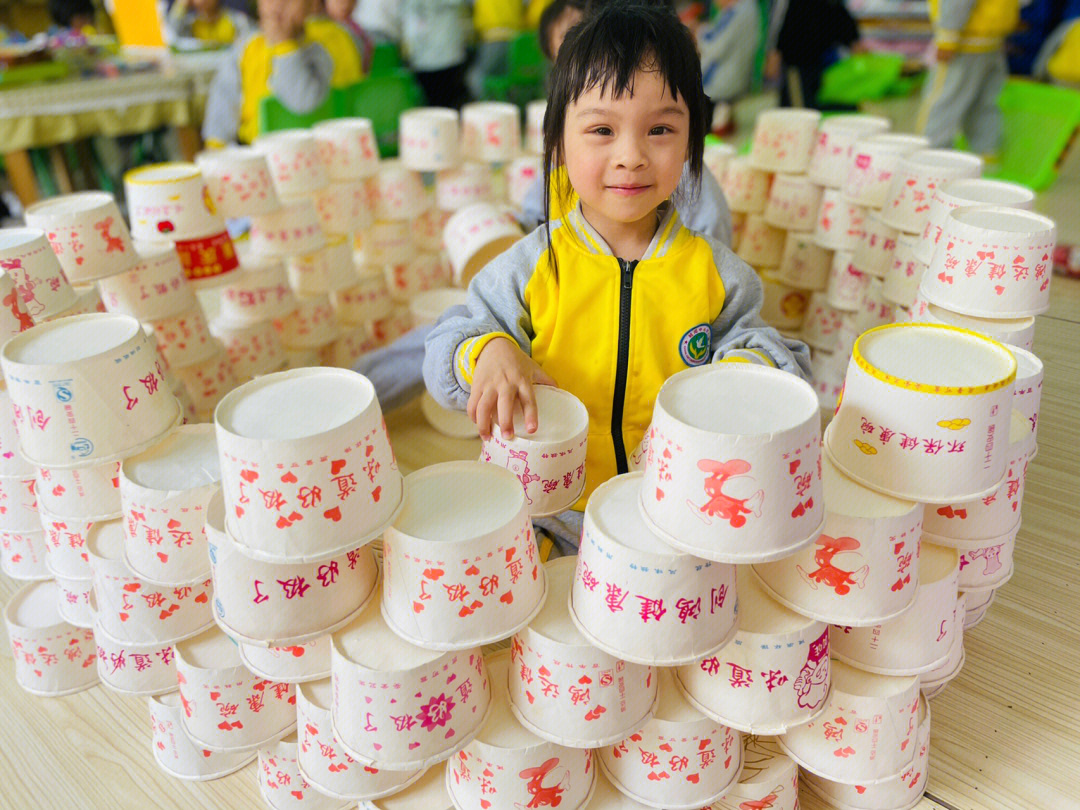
[614,135,648,170]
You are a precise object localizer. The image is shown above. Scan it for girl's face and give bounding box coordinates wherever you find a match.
[563,67,689,244]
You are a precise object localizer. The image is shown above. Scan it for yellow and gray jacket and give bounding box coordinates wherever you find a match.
[166,7,253,46]
[929,0,1019,52]
[1035,18,1080,86]
[423,204,811,509]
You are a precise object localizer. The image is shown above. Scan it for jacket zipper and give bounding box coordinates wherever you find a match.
[611,258,637,475]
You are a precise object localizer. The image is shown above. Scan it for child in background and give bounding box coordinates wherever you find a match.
[468,0,524,100]
[768,0,860,109]
[695,0,760,134]
[47,0,97,32]
[167,0,253,46]
[202,0,363,146]
[537,0,586,61]
[353,0,401,44]
[1034,13,1080,88]
[423,4,809,553]
[322,0,375,73]
[401,0,469,108]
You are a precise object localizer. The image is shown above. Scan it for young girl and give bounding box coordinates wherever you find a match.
[424,3,810,552]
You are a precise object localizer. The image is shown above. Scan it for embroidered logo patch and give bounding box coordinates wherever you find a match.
[680,324,711,366]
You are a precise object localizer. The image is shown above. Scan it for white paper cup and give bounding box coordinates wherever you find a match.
[0,385,34,478]
[462,101,521,163]
[215,368,402,563]
[810,348,845,412]
[148,691,257,781]
[754,455,921,627]
[509,557,658,748]
[87,520,213,645]
[0,270,36,358]
[713,736,799,810]
[0,228,78,321]
[36,459,120,522]
[299,677,425,800]
[737,215,785,268]
[830,542,959,676]
[250,201,327,258]
[851,279,895,335]
[916,177,1035,265]
[880,149,983,234]
[705,142,738,186]
[196,146,281,218]
[955,525,1016,590]
[220,260,299,324]
[331,597,493,771]
[172,349,237,420]
[49,549,94,628]
[313,118,380,180]
[385,253,452,303]
[750,109,821,173]
[98,243,197,323]
[211,316,287,381]
[759,271,809,331]
[815,191,868,253]
[677,568,830,735]
[40,511,93,574]
[919,592,966,698]
[640,364,823,563]
[598,669,742,810]
[0,473,39,531]
[842,134,928,208]
[287,235,359,296]
[255,129,329,198]
[171,230,241,287]
[961,585,997,629]
[5,579,98,695]
[125,163,225,242]
[176,626,297,752]
[778,660,919,785]
[436,163,495,213]
[147,307,217,369]
[410,288,468,328]
[808,115,891,189]
[412,208,451,252]
[526,100,546,155]
[778,232,832,291]
[24,191,138,283]
[507,156,543,209]
[94,615,178,696]
[240,636,331,685]
[419,394,478,439]
[382,461,545,650]
[281,348,322,372]
[320,327,374,370]
[881,233,926,310]
[0,529,49,580]
[920,205,1056,318]
[721,156,770,215]
[906,293,1034,351]
[368,305,414,347]
[1,313,181,468]
[258,733,353,810]
[448,651,596,810]
[852,215,900,280]
[443,203,523,287]
[207,490,378,647]
[314,180,374,236]
[479,386,588,518]
[276,294,340,350]
[765,175,822,233]
[802,292,845,351]
[364,220,418,266]
[571,472,737,664]
[370,161,429,221]
[399,107,461,172]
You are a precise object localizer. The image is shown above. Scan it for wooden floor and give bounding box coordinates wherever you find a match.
[1,278,1077,809]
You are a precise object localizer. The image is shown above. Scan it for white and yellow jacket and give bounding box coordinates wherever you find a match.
[929,0,1019,52]
[423,204,811,509]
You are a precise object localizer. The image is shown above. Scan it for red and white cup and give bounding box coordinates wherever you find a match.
[314,180,374,236]
[287,235,359,296]
[0,274,34,356]
[0,228,77,321]
[721,156,770,215]
[171,348,237,420]
[955,526,1017,590]
[815,190,867,253]
[759,270,809,331]
[371,161,429,221]
[851,278,895,334]
[0,473,39,532]
[385,252,452,304]
[320,327,374,370]
[40,510,93,574]
[802,292,844,351]
[436,164,495,212]
[808,114,891,189]
[211,317,287,381]
[125,163,225,242]
[764,174,823,233]
[24,191,137,283]
[906,291,1034,351]
[196,146,281,218]
[276,294,340,350]
[94,614,178,696]
[239,636,331,685]
[713,737,799,810]
[880,149,983,235]
[750,109,821,173]
[47,549,94,628]
[809,348,845,412]
[258,734,353,810]
[507,155,542,209]
[250,201,327,258]
[881,233,926,310]
[399,107,461,172]
[526,100,546,156]
[841,134,929,209]
[171,230,241,287]
[0,528,49,580]
[778,232,832,291]
[443,203,523,287]
[852,214,900,279]
[313,118,380,180]
[220,256,298,324]
[35,459,121,521]
[147,307,217,369]
[98,243,197,323]
[736,215,785,268]
[255,129,329,198]
[705,142,737,186]
[916,177,1035,265]
[461,101,521,163]
[412,208,451,252]
[148,691,256,781]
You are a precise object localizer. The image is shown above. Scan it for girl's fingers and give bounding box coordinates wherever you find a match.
[534,368,558,388]
[474,388,498,440]
[497,385,518,439]
[519,378,539,434]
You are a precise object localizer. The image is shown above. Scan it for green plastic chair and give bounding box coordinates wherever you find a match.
[368,42,402,76]
[817,53,906,107]
[988,79,1080,190]
[258,87,341,135]
[340,70,426,157]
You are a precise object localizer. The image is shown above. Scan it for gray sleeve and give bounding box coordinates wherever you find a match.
[936,0,979,38]
[423,229,547,410]
[675,163,734,247]
[706,238,812,380]
[518,175,545,230]
[201,40,245,144]
[269,43,335,114]
[353,320,441,412]
[1033,21,1071,78]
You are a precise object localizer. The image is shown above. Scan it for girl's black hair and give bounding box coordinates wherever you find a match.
[541,3,707,269]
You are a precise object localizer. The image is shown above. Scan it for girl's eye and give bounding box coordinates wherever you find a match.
[590,127,614,136]
[650,126,672,136]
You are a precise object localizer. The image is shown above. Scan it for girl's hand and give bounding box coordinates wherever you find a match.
[468,337,557,441]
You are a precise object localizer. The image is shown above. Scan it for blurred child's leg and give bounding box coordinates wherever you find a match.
[918,54,976,149]
[962,50,1008,157]
[533,510,584,560]
[353,323,433,412]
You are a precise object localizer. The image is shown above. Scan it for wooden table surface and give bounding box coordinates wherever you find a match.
[1,279,1077,810]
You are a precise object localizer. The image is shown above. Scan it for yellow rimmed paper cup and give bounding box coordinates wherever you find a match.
[24,191,138,283]
[777,660,919,786]
[800,694,931,810]
[640,364,824,564]
[880,149,983,234]
[826,323,1016,502]
[754,456,921,627]
[276,294,341,350]
[93,613,178,696]
[331,597,493,771]
[509,558,658,749]
[830,543,959,676]
[172,348,238,420]
[148,690,257,781]
[461,101,522,163]
[98,243,197,322]
[802,292,845,351]
[298,677,426,800]
[597,669,743,810]
[736,215,785,268]
[443,203,524,288]
[239,636,331,685]
[881,234,925,310]
[0,529,49,580]
[0,228,78,320]
[87,520,214,645]
[382,461,546,650]
[841,134,929,209]
[250,201,327,258]
[4,579,98,696]
[211,316,287,381]
[409,288,468,329]
[571,473,737,665]
[254,129,329,198]
[479,386,588,518]
[916,177,1035,265]
[0,473,40,531]
[220,260,299,324]
[852,214,900,279]
[206,489,378,646]
[750,109,821,173]
[124,163,225,242]
[759,270,809,332]
[147,307,217,369]
[314,180,374,235]
[447,650,597,810]
[906,293,1034,351]
[287,235,359,296]
[713,736,799,810]
[172,229,240,287]
[815,190,868,253]
[920,206,1056,318]
[721,156,770,215]
[764,174,823,233]
[313,118,380,180]
[778,232,832,291]
[0,313,181,468]
[370,161,429,221]
[436,163,494,212]
[119,424,220,585]
[175,625,297,752]
[258,733,354,810]
[676,568,831,735]
[399,107,461,172]
[214,368,402,564]
[196,145,281,218]
[385,253,451,304]
[808,114,891,189]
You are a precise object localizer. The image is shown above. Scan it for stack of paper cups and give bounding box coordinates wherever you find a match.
[196,146,282,218]
[24,192,138,285]
[916,177,1035,264]
[0,228,78,322]
[148,691,256,780]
